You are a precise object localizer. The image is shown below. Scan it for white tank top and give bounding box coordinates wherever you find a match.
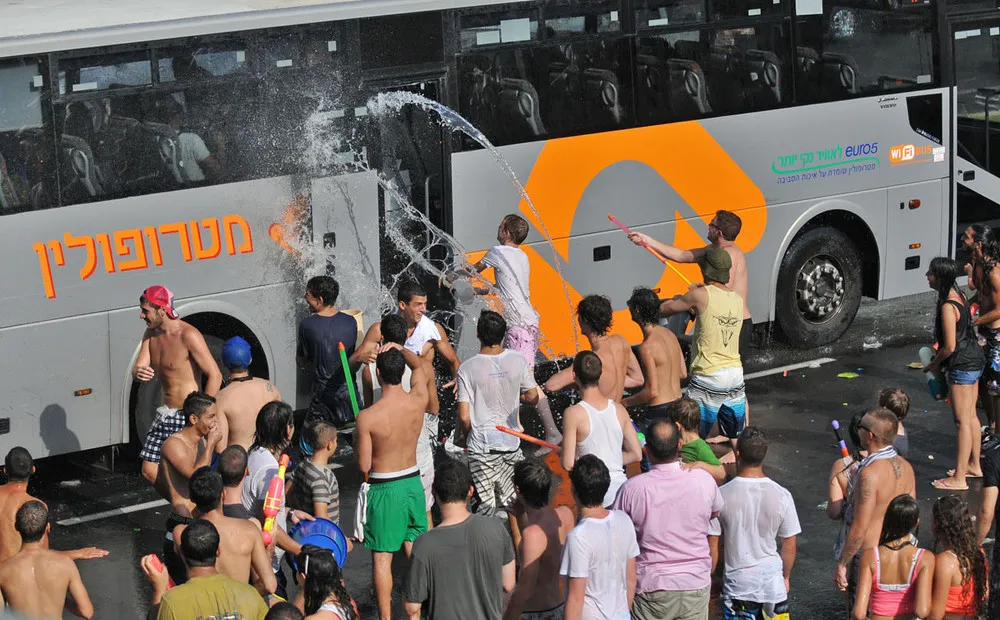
[576,399,627,507]
[404,315,439,355]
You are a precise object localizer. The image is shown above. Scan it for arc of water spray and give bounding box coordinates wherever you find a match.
[368,92,580,355]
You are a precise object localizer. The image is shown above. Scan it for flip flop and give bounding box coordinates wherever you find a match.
[932,478,970,491]
[947,469,983,478]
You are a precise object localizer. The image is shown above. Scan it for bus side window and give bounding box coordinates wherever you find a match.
[794,0,936,104]
[0,57,57,212]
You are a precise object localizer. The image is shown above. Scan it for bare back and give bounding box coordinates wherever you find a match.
[722,244,751,320]
[217,378,281,450]
[523,506,575,612]
[863,457,916,549]
[593,335,632,402]
[0,549,82,619]
[641,326,684,405]
[160,434,207,513]
[359,389,426,474]
[147,321,204,409]
[176,512,260,584]
[0,485,36,562]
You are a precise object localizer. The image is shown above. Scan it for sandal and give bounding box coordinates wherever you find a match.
[932,478,970,491]
[947,469,983,478]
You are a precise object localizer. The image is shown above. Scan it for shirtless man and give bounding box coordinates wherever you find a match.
[544,295,643,401]
[172,467,276,596]
[622,287,685,417]
[160,391,222,585]
[215,336,281,450]
[628,209,753,359]
[0,501,94,619]
[355,348,430,620]
[504,459,575,620]
[0,448,106,563]
[134,285,223,491]
[834,407,916,610]
[967,225,1000,429]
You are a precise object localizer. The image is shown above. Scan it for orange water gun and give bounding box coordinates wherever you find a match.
[261,454,290,546]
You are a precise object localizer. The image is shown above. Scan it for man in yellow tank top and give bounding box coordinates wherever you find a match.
[659,248,748,459]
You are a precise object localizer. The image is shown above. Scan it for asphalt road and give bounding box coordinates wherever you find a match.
[23,289,990,619]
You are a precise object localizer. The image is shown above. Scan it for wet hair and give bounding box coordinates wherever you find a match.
[264,602,305,620]
[573,350,602,388]
[866,407,900,445]
[848,411,866,461]
[299,546,356,619]
[969,223,993,248]
[251,401,294,453]
[183,391,216,426]
[880,494,919,546]
[933,496,987,617]
[14,500,47,543]
[433,459,473,504]
[4,447,32,482]
[513,459,552,510]
[180,519,220,568]
[714,210,742,241]
[500,214,530,244]
[644,419,679,463]
[477,310,507,347]
[380,314,408,346]
[570,454,610,508]
[736,426,767,467]
[877,388,910,422]
[304,420,338,453]
[306,275,340,307]
[218,445,248,487]
[397,281,427,304]
[376,349,406,386]
[667,397,701,433]
[189,466,223,513]
[627,287,661,327]
[577,295,613,336]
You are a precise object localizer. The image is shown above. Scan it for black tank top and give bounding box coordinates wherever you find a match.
[935,295,986,372]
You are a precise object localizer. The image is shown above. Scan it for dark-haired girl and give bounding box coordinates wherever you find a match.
[296,546,357,620]
[929,496,988,619]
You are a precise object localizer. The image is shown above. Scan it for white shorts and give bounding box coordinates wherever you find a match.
[417,413,438,512]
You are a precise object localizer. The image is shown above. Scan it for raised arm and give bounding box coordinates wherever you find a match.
[162,436,216,480]
[622,344,657,408]
[659,286,703,318]
[183,328,222,396]
[627,232,701,263]
[544,365,574,393]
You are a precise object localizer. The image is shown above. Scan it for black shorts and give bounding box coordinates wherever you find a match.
[739,318,753,361]
[645,398,682,421]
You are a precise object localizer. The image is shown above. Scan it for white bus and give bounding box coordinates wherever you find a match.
[0,0,997,457]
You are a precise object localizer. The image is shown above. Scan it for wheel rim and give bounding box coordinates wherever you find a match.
[795,255,846,324]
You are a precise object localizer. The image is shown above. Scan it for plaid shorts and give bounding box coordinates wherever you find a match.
[139,406,185,463]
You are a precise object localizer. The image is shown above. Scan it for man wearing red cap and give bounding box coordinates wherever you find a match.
[133,285,223,495]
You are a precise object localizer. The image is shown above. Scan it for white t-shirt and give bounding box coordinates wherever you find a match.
[560,510,639,620]
[481,245,539,329]
[708,476,801,604]
[457,349,536,453]
[242,447,287,572]
[179,132,210,183]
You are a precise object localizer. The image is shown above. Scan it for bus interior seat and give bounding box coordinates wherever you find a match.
[667,58,712,118]
[497,77,547,140]
[59,134,104,199]
[746,49,782,107]
[703,46,745,115]
[673,39,700,61]
[637,54,670,123]
[582,68,622,126]
[795,46,822,102]
[0,151,20,211]
[143,121,185,184]
[820,52,859,98]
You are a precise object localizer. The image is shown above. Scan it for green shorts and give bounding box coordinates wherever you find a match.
[364,470,428,552]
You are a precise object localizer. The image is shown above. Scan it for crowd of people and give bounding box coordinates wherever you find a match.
[1,212,999,619]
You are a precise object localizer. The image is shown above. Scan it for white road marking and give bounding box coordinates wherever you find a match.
[59,358,835,526]
[744,357,836,381]
[57,499,169,526]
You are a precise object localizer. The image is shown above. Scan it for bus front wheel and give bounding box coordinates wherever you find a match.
[775,227,863,347]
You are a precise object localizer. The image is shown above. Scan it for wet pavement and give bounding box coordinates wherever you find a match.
[24,290,990,619]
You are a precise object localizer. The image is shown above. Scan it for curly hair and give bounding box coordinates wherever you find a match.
[577,295,613,336]
[933,496,987,617]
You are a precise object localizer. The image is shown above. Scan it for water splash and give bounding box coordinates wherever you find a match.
[369,91,580,354]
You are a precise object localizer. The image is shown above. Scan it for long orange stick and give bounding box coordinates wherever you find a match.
[608,214,693,286]
[496,426,561,452]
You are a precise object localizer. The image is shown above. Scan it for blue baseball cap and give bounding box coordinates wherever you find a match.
[222,336,252,369]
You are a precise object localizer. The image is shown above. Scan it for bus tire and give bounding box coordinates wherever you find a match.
[775,227,863,347]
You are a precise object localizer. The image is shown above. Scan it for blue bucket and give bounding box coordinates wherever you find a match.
[289,517,348,570]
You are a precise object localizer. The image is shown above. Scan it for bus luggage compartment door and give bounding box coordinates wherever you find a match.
[0,315,112,457]
[883,180,944,299]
